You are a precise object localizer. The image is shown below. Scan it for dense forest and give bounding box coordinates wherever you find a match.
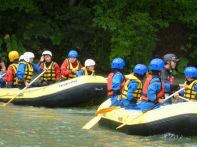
[0,0,196,72]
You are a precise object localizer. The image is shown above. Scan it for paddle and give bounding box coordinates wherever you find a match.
[82,98,119,130]
[116,87,185,129]
[179,96,191,102]
[82,115,102,130]
[0,73,5,79]
[2,68,48,107]
[82,106,120,130]
[96,106,120,115]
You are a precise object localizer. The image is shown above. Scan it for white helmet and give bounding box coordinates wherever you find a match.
[85,59,96,67]
[19,54,25,61]
[23,52,35,62]
[42,50,52,57]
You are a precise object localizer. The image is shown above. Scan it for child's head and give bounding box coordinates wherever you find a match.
[8,51,19,62]
[85,59,95,71]
[111,57,125,71]
[149,58,164,75]
[42,50,52,63]
[68,50,78,63]
[184,67,197,81]
[133,64,148,80]
[24,52,35,64]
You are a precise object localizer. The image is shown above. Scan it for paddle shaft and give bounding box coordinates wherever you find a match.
[116,87,185,129]
[0,73,5,79]
[179,96,191,102]
[96,106,121,115]
[96,102,138,115]
[141,87,185,114]
[3,69,47,107]
[164,87,184,102]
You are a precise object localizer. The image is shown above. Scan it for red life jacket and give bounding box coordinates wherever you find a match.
[141,74,164,104]
[107,72,125,96]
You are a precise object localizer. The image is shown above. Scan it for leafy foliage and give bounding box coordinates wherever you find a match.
[0,0,196,71]
[0,34,25,62]
[177,58,189,73]
[93,0,197,70]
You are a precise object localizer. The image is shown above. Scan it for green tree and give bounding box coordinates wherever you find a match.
[0,0,196,72]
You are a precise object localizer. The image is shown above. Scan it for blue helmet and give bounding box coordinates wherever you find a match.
[68,50,78,58]
[111,58,125,69]
[149,58,164,71]
[133,64,148,76]
[184,67,197,78]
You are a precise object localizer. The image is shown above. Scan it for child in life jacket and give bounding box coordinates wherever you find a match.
[115,64,148,109]
[107,58,125,105]
[16,52,42,89]
[39,50,60,86]
[3,51,20,88]
[61,50,82,80]
[140,58,166,112]
[175,67,197,101]
[77,59,96,76]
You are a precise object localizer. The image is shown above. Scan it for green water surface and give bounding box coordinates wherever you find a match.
[0,105,197,147]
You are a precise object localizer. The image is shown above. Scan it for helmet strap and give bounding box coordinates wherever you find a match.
[169,61,173,70]
[151,70,161,76]
[134,73,144,80]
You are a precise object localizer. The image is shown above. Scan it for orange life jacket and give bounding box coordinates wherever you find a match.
[107,72,125,96]
[141,74,164,103]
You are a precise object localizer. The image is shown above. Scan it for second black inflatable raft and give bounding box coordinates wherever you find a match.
[0,76,107,107]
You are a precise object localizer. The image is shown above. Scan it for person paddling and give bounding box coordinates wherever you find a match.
[140,58,167,112]
[175,67,197,101]
[16,52,42,89]
[140,58,182,112]
[115,64,148,109]
[77,59,96,76]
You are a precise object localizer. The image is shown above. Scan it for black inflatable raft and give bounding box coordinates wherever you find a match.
[0,76,107,107]
[98,101,197,136]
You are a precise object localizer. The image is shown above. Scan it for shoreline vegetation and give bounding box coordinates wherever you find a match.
[0,0,196,73]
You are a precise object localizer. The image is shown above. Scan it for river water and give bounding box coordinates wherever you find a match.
[0,104,197,147]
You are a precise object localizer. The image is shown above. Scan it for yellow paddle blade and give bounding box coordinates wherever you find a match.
[82,98,115,130]
[98,98,112,109]
[96,106,120,115]
[116,121,127,129]
[82,115,102,130]
[179,96,191,102]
